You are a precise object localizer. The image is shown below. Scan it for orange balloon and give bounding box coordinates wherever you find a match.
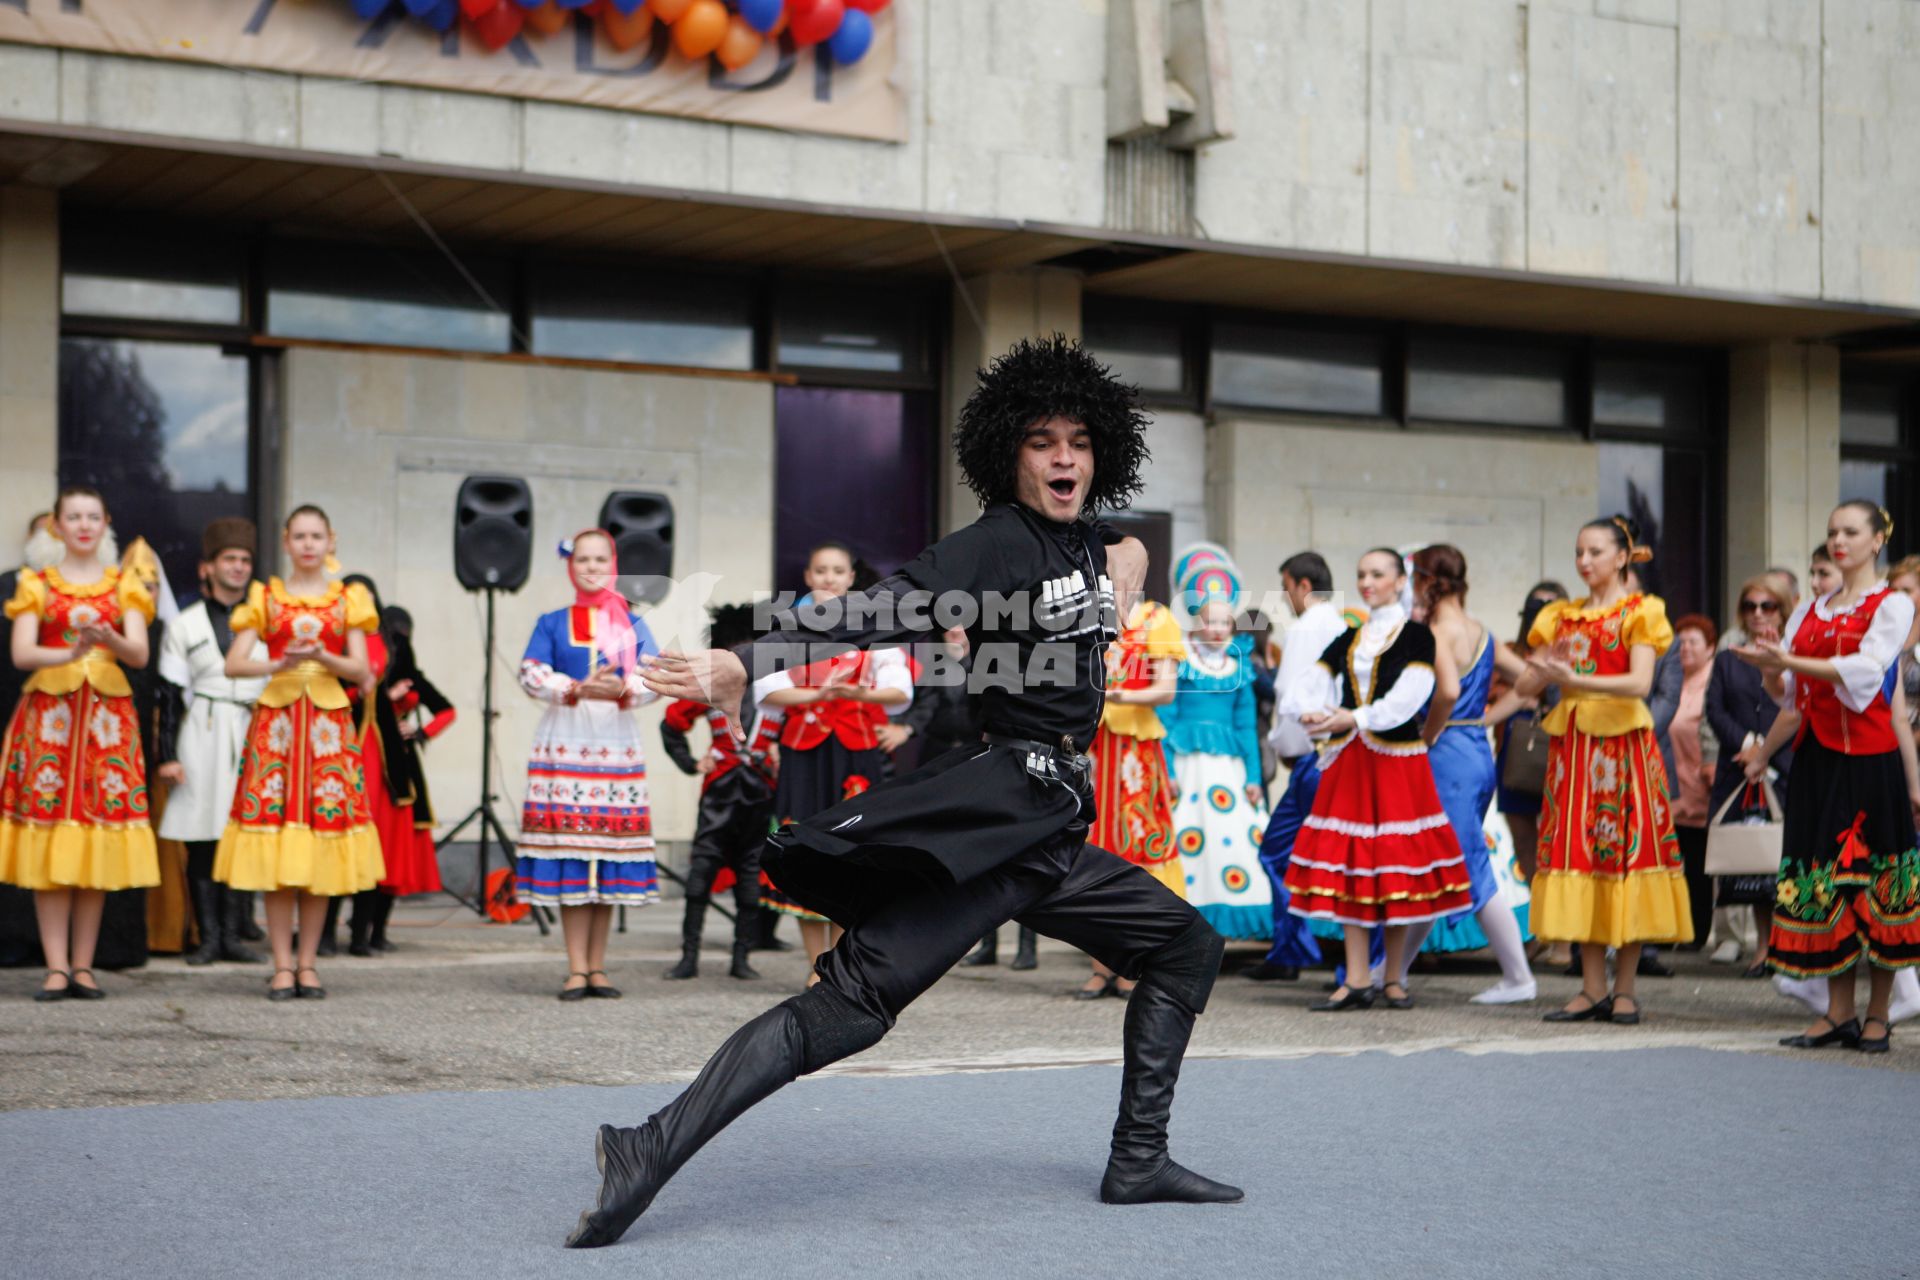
[715,14,763,69]
[601,3,653,48]
[523,1,569,35]
[650,0,693,21]
[671,0,727,57]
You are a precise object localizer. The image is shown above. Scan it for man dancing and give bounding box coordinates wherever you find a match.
[567,336,1239,1249]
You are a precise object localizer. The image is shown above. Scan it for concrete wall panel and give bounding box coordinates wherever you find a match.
[280,348,776,846]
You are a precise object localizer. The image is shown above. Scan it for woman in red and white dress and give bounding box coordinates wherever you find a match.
[1282,548,1474,1011]
[1737,500,1920,1054]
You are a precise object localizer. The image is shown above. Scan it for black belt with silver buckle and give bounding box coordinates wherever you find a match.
[982,731,1090,786]
[982,731,1084,759]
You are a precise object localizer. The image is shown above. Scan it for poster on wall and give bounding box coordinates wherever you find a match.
[0,0,906,143]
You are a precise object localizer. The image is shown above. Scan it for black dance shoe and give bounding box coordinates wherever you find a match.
[663,948,699,981]
[1308,985,1375,1012]
[1542,994,1614,1023]
[1636,951,1675,978]
[728,944,761,981]
[66,969,106,1001]
[1857,1018,1891,1054]
[1241,962,1300,982]
[34,970,71,1003]
[1779,1016,1861,1049]
[1380,983,1415,1010]
[267,969,298,1003]
[1075,975,1117,1001]
[1100,1157,1245,1206]
[568,1124,663,1248]
[1608,995,1641,1025]
[1010,926,1038,971]
[586,971,622,999]
[294,967,326,1000]
[558,973,591,1002]
[958,935,997,967]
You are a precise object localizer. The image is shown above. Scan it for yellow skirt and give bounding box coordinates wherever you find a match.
[214,821,385,896]
[0,817,159,891]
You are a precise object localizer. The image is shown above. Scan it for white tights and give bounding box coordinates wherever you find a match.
[1378,886,1533,991]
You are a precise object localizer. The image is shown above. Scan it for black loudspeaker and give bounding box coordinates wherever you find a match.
[454,475,532,592]
[598,490,674,603]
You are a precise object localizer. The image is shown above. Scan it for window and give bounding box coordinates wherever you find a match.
[1210,322,1385,416]
[1407,336,1570,428]
[1838,367,1915,558]
[61,230,244,328]
[1593,357,1707,434]
[267,242,512,353]
[533,261,756,369]
[58,338,254,591]
[1084,310,1191,400]
[776,287,934,382]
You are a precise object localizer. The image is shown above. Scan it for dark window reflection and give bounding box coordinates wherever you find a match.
[1085,312,1187,398]
[1409,337,1569,428]
[268,242,511,353]
[1840,381,1902,448]
[1593,358,1705,434]
[773,386,933,595]
[58,338,251,594]
[533,262,754,369]
[776,289,930,379]
[1598,440,1709,616]
[1211,323,1385,416]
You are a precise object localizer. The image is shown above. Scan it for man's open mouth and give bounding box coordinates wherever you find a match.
[1047,478,1078,499]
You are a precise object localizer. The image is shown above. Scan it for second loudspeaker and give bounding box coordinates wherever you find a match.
[598,490,674,603]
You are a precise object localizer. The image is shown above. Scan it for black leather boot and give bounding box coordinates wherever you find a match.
[1099,921,1240,1207]
[729,942,761,981]
[315,897,341,957]
[368,890,397,952]
[348,890,377,957]
[959,932,997,967]
[233,892,266,942]
[565,985,886,1248]
[185,876,223,967]
[665,896,704,980]
[1010,925,1038,971]
[218,887,264,962]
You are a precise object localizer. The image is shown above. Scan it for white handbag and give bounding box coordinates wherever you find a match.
[1704,779,1784,877]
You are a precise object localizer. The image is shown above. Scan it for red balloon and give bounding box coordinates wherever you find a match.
[460,0,499,18]
[845,0,889,10]
[468,2,524,47]
[787,0,842,46]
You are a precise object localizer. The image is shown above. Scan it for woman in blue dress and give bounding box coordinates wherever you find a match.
[515,530,662,1001]
[1160,560,1271,940]
[1397,545,1537,1004]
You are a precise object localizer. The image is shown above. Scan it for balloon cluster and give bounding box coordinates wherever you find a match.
[352,0,888,64]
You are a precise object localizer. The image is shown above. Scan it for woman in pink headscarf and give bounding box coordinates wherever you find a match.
[515,530,660,1001]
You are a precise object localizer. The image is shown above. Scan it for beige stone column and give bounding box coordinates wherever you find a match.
[1725,341,1841,617]
[939,268,1083,534]
[0,185,59,563]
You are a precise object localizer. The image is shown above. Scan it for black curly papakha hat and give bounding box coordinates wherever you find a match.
[952,334,1150,515]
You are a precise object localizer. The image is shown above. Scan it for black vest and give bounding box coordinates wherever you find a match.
[1315,621,1437,744]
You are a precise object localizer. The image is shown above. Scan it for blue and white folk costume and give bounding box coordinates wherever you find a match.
[514,604,662,907]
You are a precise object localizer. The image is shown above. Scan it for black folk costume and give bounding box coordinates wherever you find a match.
[567,501,1238,1249]
[659,684,780,980]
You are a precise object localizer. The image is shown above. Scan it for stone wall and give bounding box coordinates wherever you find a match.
[278,347,776,845]
[1206,414,1599,647]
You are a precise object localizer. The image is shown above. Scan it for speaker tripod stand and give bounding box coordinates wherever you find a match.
[439,587,549,935]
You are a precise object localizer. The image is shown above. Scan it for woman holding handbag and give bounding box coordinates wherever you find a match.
[1704,575,1795,977]
[1736,501,1920,1054]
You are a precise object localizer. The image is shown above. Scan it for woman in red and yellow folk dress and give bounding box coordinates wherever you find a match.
[1737,501,1920,1055]
[0,487,158,1002]
[1077,599,1184,998]
[1492,516,1692,1027]
[214,506,382,1001]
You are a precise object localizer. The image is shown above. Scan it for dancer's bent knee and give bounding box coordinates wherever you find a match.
[782,982,888,1075]
[1134,917,1226,1015]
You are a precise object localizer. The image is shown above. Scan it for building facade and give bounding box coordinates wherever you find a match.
[2,0,1918,846]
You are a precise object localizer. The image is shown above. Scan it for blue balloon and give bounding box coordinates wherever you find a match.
[401,0,437,15]
[350,0,393,18]
[606,0,648,12]
[555,0,595,8]
[826,7,872,63]
[423,0,459,28]
[738,0,783,32]
[510,0,542,8]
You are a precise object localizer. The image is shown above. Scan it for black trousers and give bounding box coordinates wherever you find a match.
[1676,824,1712,946]
[683,786,769,945]
[817,833,1209,1031]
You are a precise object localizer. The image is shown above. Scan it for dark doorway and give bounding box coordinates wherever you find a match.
[773,386,935,596]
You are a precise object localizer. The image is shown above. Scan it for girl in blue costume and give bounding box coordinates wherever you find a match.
[1160,556,1271,940]
[1397,545,1537,1004]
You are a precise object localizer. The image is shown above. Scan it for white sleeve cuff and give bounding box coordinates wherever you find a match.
[1354,665,1436,733]
[752,669,795,709]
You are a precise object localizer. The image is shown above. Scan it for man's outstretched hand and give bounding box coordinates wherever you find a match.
[640,649,748,734]
[1107,535,1148,618]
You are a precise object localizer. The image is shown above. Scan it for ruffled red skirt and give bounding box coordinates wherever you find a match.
[364,726,441,896]
[1283,740,1474,926]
